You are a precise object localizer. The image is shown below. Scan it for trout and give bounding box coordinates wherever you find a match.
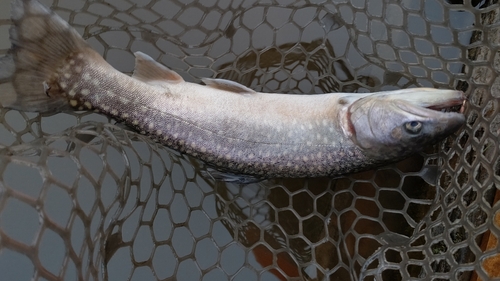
[0,0,465,179]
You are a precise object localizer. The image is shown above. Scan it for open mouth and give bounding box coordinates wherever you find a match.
[381,88,466,115]
[425,91,466,114]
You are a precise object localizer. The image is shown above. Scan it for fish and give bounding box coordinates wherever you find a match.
[0,0,465,179]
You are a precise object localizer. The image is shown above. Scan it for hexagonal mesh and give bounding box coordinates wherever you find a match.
[0,0,499,280]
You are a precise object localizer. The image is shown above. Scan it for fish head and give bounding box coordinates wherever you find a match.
[347,88,465,158]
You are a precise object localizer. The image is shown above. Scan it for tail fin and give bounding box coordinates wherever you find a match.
[0,0,90,112]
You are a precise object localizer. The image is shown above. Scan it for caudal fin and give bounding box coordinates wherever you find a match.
[0,0,90,112]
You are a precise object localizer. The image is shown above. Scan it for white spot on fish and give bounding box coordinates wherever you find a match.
[64,73,71,79]
[69,60,75,65]
[149,123,154,129]
[156,130,162,135]
[303,156,308,161]
[60,82,67,89]
[74,66,82,73]
[91,79,100,86]
[84,101,92,109]
[225,154,231,160]
[122,113,129,118]
[81,89,90,96]
[111,109,118,115]
[77,53,84,59]
[69,100,78,107]
[83,73,91,80]
[200,147,207,153]
[248,153,254,159]
[102,105,110,111]
[173,133,179,138]
[68,89,76,97]
[132,120,139,125]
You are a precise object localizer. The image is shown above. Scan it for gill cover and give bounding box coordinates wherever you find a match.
[348,97,465,158]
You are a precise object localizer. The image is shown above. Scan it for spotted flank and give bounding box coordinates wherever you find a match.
[0,0,466,179]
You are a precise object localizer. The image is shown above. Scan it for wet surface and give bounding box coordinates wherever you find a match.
[0,0,500,280]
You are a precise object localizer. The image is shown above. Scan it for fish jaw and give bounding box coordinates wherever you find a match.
[377,88,466,110]
[347,88,466,159]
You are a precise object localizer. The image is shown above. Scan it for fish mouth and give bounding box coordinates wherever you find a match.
[426,94,466,114]
[381,88,466,115]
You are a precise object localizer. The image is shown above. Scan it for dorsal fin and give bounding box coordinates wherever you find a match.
[132,51,184,84]
[202,78,256,94]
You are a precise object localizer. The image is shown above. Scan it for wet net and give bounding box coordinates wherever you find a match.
[0,0,499,280]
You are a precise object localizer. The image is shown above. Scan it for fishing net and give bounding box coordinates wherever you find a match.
[0,0,499,280]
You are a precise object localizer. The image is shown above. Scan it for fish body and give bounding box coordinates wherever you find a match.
[0,0,465,178]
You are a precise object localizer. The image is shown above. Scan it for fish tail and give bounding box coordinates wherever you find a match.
[0,0,91,112]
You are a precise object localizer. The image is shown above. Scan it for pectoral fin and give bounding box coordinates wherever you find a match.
[132,51,184,84]
[201,167,261,184]
[202,78,255,94]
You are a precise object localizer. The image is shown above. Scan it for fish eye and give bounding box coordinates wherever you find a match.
[405,121,422,134]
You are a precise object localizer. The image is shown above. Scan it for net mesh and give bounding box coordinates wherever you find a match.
[0,0,499,280]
